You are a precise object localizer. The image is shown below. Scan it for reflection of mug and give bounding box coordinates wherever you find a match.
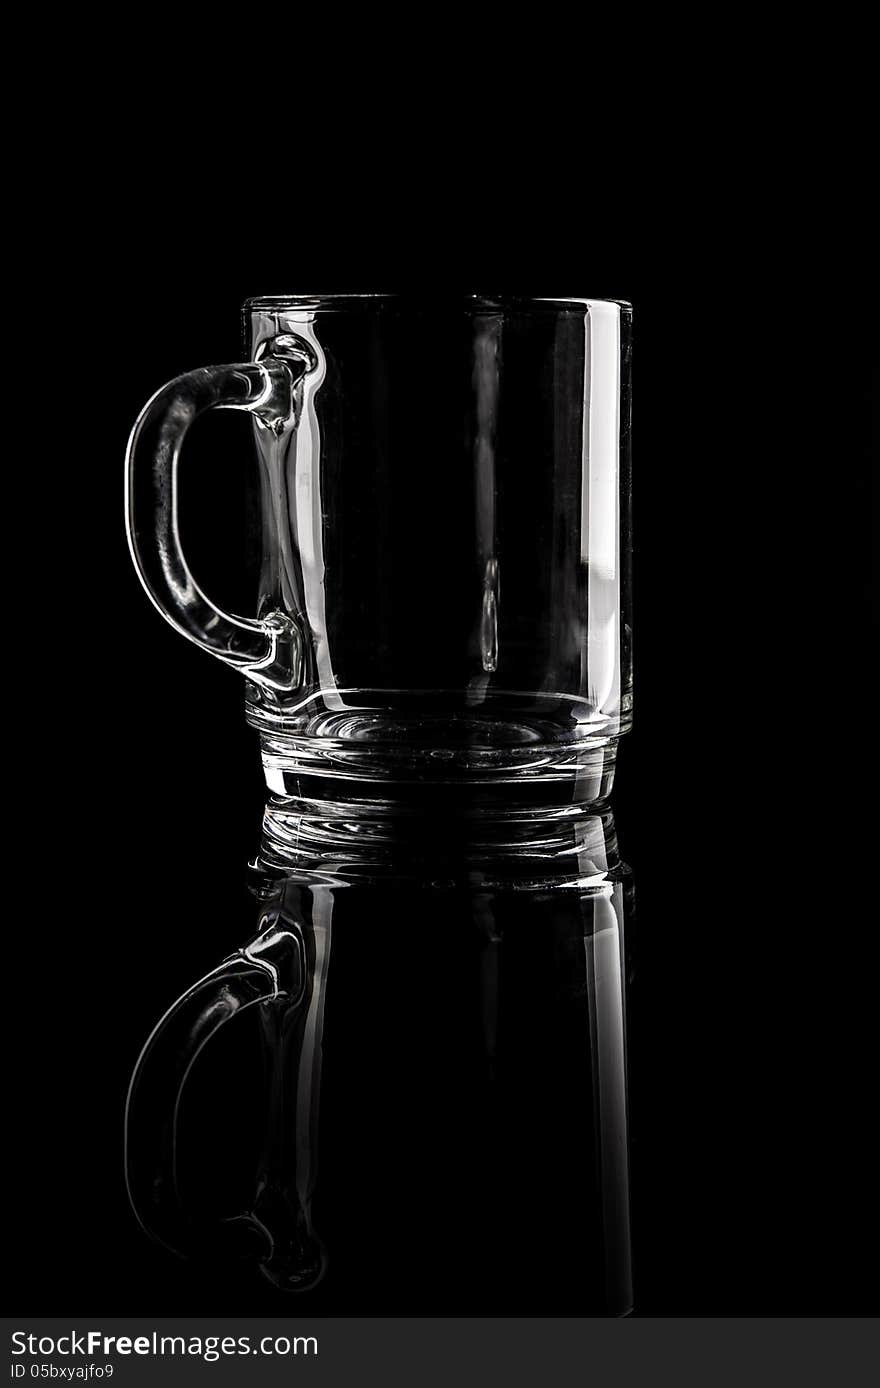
[126,295,632,804]
[125,805,633,1312]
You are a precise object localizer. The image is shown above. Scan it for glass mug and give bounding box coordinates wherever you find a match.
[126,295,632,806]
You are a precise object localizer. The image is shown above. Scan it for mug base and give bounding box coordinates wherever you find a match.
[255,731,619,809]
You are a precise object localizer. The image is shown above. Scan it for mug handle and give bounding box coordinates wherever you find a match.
[125,344,311,692]
[124,918,308,1267]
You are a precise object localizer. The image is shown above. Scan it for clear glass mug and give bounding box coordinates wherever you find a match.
[126,295,632,806]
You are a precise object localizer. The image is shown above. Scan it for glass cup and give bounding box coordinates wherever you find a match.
[126,295,632,806]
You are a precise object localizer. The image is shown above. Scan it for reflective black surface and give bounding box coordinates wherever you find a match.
[14,761,875,1313]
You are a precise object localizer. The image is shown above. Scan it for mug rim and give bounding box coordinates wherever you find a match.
[244,293,632,314]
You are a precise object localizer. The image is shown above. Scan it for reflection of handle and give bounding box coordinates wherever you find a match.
[125,347,310,691]
[124,920,305,1263]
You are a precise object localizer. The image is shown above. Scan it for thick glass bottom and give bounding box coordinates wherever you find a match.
[256,734,618,806]
[247,688,624,808]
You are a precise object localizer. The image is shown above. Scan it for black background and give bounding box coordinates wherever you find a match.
[7,157,876,1318]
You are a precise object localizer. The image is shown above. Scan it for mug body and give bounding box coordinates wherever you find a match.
[243,295,632,806]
